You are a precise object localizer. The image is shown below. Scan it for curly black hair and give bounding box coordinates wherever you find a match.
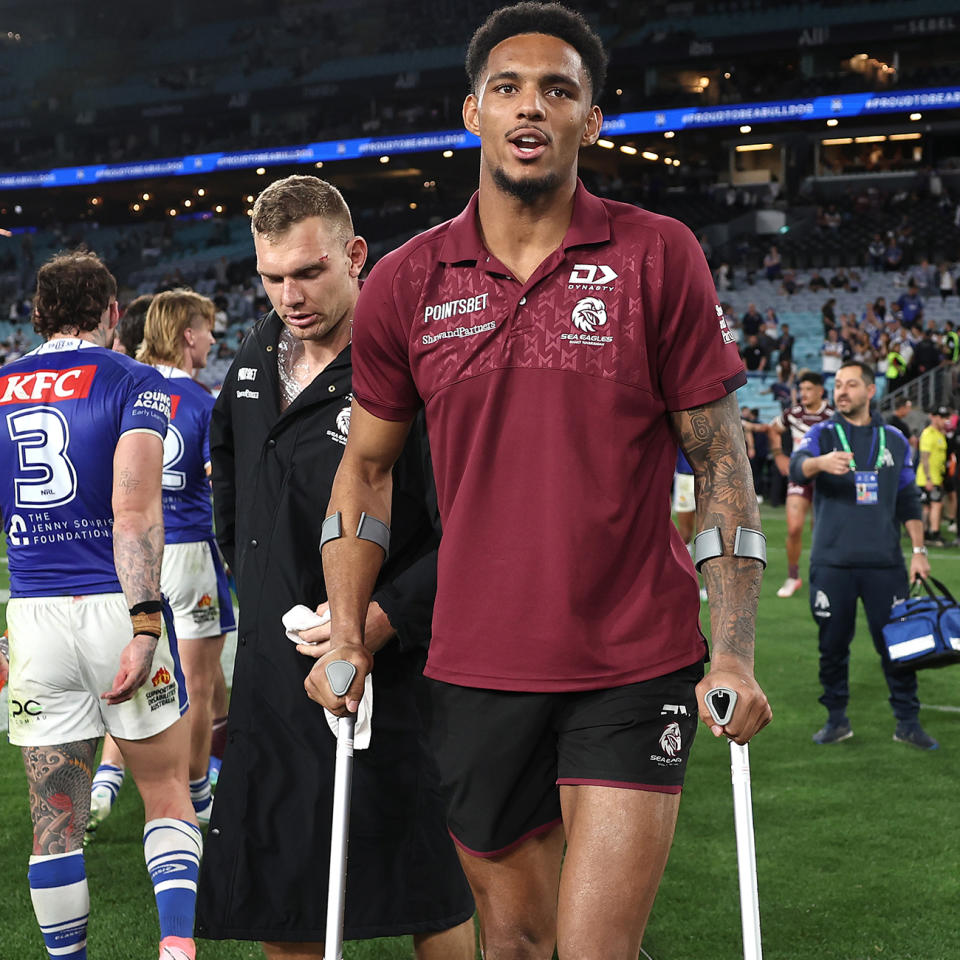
[33,250,117,340]
[465,2,607,102]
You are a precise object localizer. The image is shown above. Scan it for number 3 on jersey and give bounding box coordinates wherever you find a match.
[162,423,186,490]
[6,406,78,508]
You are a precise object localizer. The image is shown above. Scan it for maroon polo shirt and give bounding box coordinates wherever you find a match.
[353,181,746,692]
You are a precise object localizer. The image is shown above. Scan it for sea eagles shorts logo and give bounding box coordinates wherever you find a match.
[659,722,682,757]
[237,367,258,381]
[814,590,831,618]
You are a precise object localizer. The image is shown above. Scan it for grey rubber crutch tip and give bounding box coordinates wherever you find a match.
[705,686,738,726]
[326,660,358,698]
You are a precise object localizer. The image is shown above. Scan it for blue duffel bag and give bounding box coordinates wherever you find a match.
[883,575,960,669]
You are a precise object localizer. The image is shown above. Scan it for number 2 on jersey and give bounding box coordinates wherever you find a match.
[162,423,187,490]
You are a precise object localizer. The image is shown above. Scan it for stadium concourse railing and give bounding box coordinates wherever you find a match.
[879,365,958,414]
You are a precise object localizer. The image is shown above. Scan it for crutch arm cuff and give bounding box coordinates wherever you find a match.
[694,526,767,570]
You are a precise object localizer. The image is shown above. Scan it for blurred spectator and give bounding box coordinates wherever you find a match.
[897,283,924,327]
[887,397,918,455]
[821,298,837,334]
[767,361,794,411]
[778,322,795,366]
[884,236,903,272]
[944,321,959,365]
[809,270,828,292]
[763,245,782,281]
[821,328,845,377]
[939,263,955,301]
[829,268,849,291]
[715,262,732,291]
[911,258,936,293]
[874,296,888,322]
[741,333,768,372]
[780,270,799,296]
[741,302,763,336]
[912,328,942,378]
[868,233,886,271]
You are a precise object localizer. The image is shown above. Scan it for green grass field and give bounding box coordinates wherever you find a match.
[1,506,959,959]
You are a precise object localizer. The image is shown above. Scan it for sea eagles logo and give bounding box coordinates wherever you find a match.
[572,297,607,333]
[659,722,682,757]
[814,590,831,618]
[336,404,351,436]
[880,446,895,468]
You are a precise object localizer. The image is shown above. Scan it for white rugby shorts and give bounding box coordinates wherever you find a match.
[673,472,696,514]
[6,593,188,747]
[161,539,234,640]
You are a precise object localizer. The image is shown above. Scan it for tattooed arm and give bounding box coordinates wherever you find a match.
[105,431,165,705]
[21,739,97,854]
[672,391,772,744]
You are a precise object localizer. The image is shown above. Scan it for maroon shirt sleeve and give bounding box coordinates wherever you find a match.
[655,219,746,411]
[351,253,423,422]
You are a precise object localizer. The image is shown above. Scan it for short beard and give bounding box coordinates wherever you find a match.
[492,166,560,205]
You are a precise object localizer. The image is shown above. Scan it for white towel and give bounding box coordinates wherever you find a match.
[281,605,373,749]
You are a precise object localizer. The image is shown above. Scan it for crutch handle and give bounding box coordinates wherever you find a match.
[325,660,357,698]
[705,686,738,726]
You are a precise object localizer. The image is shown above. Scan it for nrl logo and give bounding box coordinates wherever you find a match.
[571,297,607,333]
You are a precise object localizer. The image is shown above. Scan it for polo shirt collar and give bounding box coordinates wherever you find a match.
[438,179,611,265]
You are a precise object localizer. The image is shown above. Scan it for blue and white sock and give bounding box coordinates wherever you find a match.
[189,775,211,814]
[90,763,124,809]
[28,850,89,959]
[143,818,202,939]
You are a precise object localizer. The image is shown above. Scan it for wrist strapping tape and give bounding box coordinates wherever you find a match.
[694,526,767,571]
[129,600,163,639]
[320,511,390,557]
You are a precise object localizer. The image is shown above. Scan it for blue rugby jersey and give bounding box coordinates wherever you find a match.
[154,365,215,544]
[0,338,170,597]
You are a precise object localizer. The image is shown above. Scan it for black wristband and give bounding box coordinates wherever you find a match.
[129,600,163,616]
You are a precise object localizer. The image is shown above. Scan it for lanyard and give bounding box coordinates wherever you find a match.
[833,421,885,471]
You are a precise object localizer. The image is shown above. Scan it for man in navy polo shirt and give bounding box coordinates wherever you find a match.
[310,4,771,957]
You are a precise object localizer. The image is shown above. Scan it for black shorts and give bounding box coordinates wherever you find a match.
[920,485,944,504]
[427,661,703,858]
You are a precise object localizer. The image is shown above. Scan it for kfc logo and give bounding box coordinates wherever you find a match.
[0,366,97,405]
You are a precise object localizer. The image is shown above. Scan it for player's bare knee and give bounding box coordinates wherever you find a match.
[479,923,555,960]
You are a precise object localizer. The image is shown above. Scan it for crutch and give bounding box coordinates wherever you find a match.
[324,660,358,960]
[705,687,762,960]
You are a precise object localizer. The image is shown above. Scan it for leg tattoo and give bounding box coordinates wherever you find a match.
[21,739,98,855]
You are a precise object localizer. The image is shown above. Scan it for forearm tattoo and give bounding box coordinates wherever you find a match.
[0,631,8,660]
[672,393,763,664]
[114,522,164,607]
[21,739,98,855]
